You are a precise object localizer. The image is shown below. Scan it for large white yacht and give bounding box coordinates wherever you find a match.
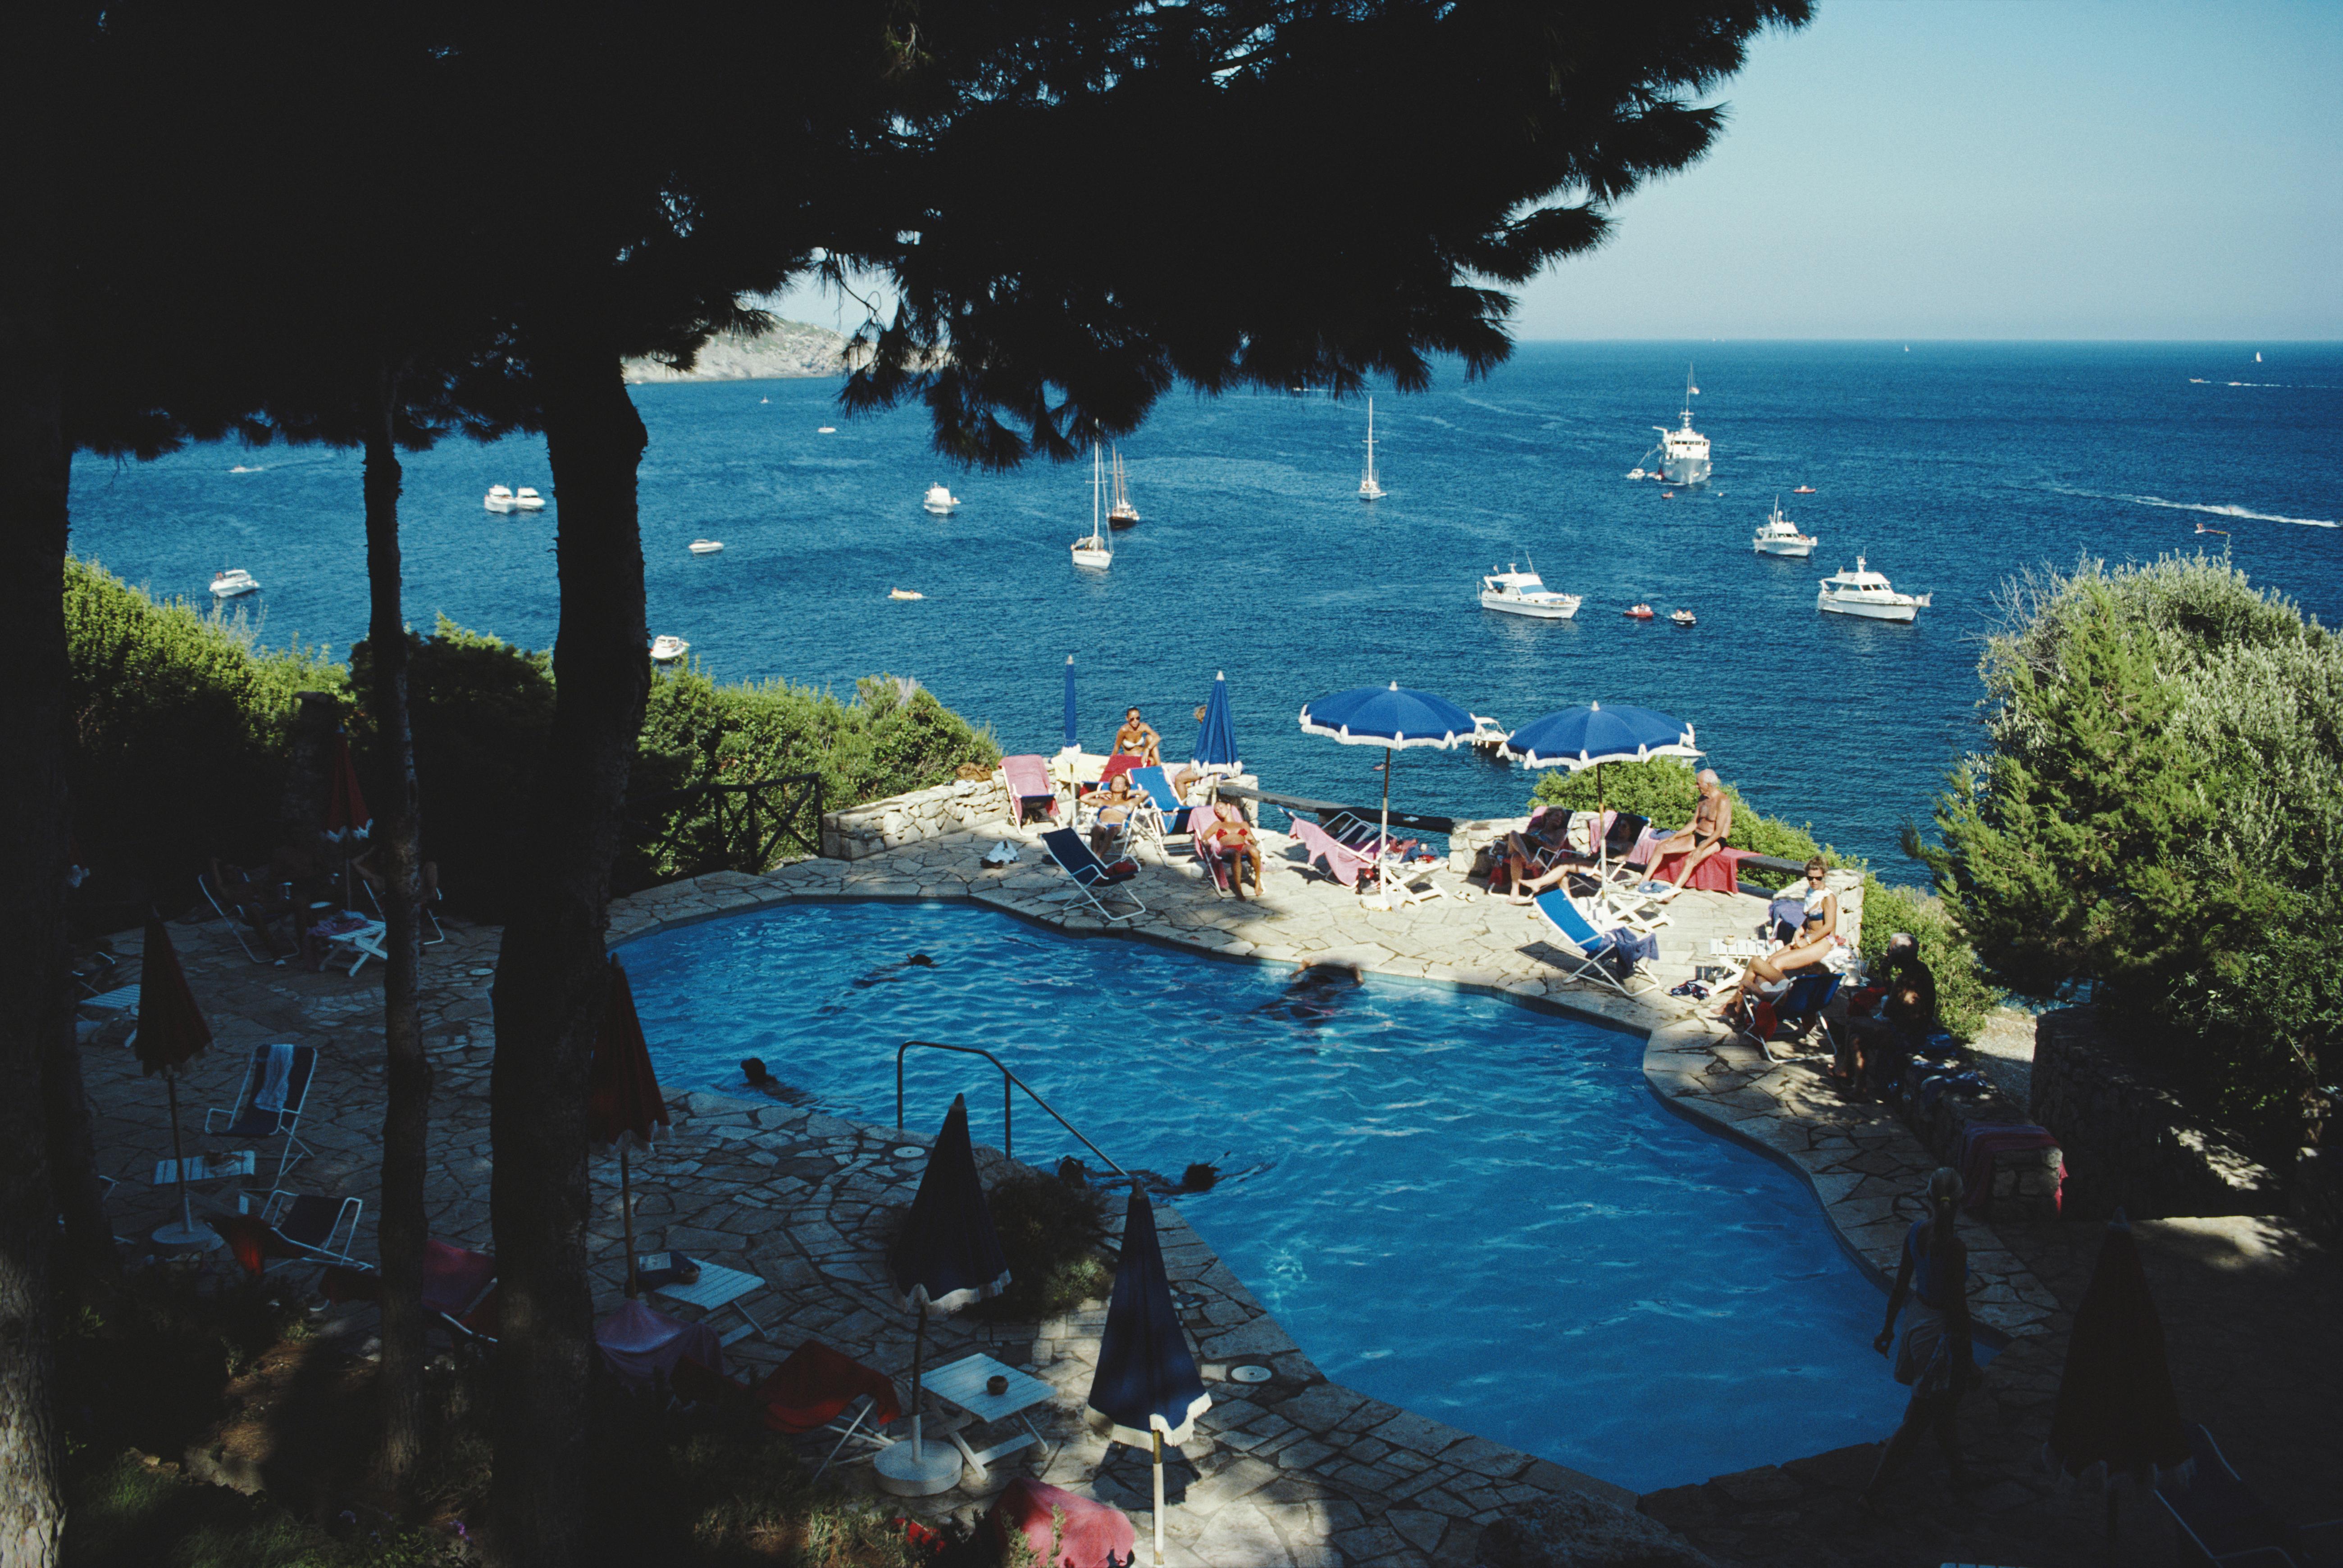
[1751,499,1818,558]
[1651,365,1711,485]
[1479,564,1581,619]
[1817,557,1930,622]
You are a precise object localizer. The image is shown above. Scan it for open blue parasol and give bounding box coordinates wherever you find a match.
[1193,671,1239,772]
[1500,702,1700,881]
[1088,1190,1210,1568]
[876,1094,1010,1495]
[1298,682,1474,904]
[1062,655,1079,754]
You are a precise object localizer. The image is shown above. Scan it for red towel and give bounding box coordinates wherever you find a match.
[1956,1123,2065,1213]
[986,1477,1136,1568]
[749,1341,902,1436]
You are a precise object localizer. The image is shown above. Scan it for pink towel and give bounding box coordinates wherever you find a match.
[595,1298,724,1391]
[1295,818,1373,889]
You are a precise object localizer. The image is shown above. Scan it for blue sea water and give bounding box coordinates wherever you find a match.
[68,341,2343,870]
[620,900,1922,1493]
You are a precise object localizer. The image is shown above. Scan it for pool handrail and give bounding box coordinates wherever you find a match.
[895,1039,1132,1182]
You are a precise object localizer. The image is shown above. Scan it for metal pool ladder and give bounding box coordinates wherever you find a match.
[895,1038,1130,1181]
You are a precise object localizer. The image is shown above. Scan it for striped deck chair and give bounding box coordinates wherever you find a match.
[1531,891,1656,998]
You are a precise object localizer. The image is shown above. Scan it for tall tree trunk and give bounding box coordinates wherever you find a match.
[0,21,72,1555]
[487,343,647,1568]
[364,378,432,1491]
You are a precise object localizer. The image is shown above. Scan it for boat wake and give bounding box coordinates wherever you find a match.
[2053,486,2337,530]
[2186,378,2340,391]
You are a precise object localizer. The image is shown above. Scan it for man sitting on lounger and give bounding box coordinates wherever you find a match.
[1643,770,1733,894]
[1115,708,1162,767]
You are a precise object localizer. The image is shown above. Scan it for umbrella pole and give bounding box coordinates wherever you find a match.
[1152,1427,1167,1568]
[1378,746,1395,908]
[166,1066,193,1235]
[909,1308,928,1462]
[620,1142,639,1298]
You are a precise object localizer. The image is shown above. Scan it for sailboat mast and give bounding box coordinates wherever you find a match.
[1092,442,1103,544]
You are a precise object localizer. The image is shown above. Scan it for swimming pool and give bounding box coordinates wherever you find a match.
[620,901,1909,1491]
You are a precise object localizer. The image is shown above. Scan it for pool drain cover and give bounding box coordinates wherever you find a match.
[1229,1363,1273,1385]
[892,1147,925,1160]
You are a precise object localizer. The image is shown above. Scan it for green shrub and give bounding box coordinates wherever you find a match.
[903,1170,1113,1323]
[1857,877,2002,1041]
[64,558,343,894]
[1527,757,1834,865]
[1918,552,2340,1146]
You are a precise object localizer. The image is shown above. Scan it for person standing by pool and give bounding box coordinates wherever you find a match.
[1861,1168,1977,1505]
[1115,707,1162,766]
[1642,770,1733,895]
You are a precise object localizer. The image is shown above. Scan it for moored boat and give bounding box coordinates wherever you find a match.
[1072,442,1113,570]
[1752,498,1818,558]
[650,635,689,663]
[1623,602,1655,620]
[688,539,724,554]
[889,588,924,600]
[1108,447,1140,527]
[1817,557,1930,622]
[1479,564,1581,619]
[1358,399,1386,500]
[210,568,260,598]
[923,483,959,514]
[1670,608,1697,627]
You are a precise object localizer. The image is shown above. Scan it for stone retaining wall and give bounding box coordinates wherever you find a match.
[2030,1007,2286,1219]
[1892,1054,2065,1223]
[2296,1145,2341,1243]
[819,777,1012,860]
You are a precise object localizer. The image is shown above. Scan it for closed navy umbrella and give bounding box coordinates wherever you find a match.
[1089,1190,1210,1568]
[1063,655,1079,755]
[135,914,218,1250]
[2047,1213,2192,1552]
[876,1094,1010,1495]
[1193,671,1240,772]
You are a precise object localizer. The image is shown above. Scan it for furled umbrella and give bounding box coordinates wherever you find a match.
[324,730,371,847]
[588,956,669,1298]
[875,1093,1011,1496]
[1062,654,1080,756]
[1088,1190,1211,1568]
[1298,682,1475,906]
[1499,702,1701,882]
[134,914,218,1249]
[2046,1211,2192,1554]
[1193,670,1240,775]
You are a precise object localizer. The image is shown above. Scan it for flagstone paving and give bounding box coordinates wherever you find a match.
[77,808,2334,1566]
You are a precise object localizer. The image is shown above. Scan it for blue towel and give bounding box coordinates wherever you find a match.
[1607,928,1659,966]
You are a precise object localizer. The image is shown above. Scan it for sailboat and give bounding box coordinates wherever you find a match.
[1358,399,1386,500]
[1107,446,1140,528]
[1071,443,1113,571]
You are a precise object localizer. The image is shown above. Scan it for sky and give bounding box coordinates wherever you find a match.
[775,1,2341,342]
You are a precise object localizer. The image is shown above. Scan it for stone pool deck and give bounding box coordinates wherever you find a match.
[77,811,2340,1567]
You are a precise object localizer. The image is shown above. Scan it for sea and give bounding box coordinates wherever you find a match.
[66,341,2343,877]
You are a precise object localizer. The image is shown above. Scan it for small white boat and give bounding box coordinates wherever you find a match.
[922,483,959,515]
[511,486,547,510]
[1467,714,1511,753]
[1072,442,1113,571]
[1358,399,1386,500]
[688,539,724,555]
[1479,563,1581,619]
[210,568,260,599]
[889,588,924,600]
[1625,467,1648,481]
[483,485,515,512]
[1752,499,1818,558]
[816,426,837,434]
[1817,556,1930,622]
[649,635,689,664]
[1107,447,1139,528]
[1670,608,1697,627]
[1793,485,1816,494]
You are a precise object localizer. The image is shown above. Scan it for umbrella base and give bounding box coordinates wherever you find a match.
[874,1439,963,1496]
[152,1220,222,1250]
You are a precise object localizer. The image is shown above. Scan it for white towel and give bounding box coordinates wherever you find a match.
[982,841,1020,865]
[253,1044,295,1114]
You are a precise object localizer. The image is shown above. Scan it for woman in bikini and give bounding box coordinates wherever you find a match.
[1114,708,1162,767]
[1081,771,1144,858]
[1201,803,1263,897]
[1709,859,1842,1020]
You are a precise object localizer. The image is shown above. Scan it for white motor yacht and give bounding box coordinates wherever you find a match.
[511,486,547,510]
[688,539,724,554]
[1632,364,1711,485]
[649,635,690,664]
[1358,399,1386,500]
[1072,442,1113,571]
[210,568,260,599]
[483,485,515,512]
[1479,564,1581,619]
[1752,498,1818,558]
[1817,557,1931,622]
[922,483,959,515]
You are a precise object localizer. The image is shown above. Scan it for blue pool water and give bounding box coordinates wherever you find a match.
[621,900,1915,1492]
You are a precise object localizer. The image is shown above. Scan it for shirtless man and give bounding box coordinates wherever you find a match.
[1114,707,1162,767]
[1644,769,1733,894]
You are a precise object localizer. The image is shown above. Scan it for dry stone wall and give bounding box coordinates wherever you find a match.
[818,777,1013,861]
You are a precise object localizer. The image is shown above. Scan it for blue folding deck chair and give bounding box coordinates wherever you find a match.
[1123,765,1186,855]
[1530,891,1655,998]
[1727,971,1843,1062]
[204,1044,319,1191]
[2157,1424,2343,1567]
[1040,828,1148,921]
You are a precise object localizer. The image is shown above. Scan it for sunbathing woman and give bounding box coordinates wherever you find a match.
[1202,803,1263,897]
[1500,812,1581,903]
[1081,771,1144,859]
[1708,898,1842,1022]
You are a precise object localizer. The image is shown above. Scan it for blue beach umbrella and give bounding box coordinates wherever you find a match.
[1500,702,1700,878]
[1298,682,1473,898]
[875,1094,1010,1495]
[1193,670,1239,772]
[1088,1190,1210,1568]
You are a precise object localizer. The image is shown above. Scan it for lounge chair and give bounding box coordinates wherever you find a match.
[1323,810,1421,862]
[1723,970,1842,1062]
[999,754,1063,826]
[1190,808,1237,895]
[675,1341,904,1481]
[357,860,447,945]
[1098,753,1144,786]
[210,1191,365,1278]
[1530,890,1656,998]
[1293,817,1375,890]
[201,863,301,964]
[1121,766,1185,856]
[1040,828,1147,920]
[2157,1424,2343,1567]
[204,1043,318,1191]
[325,1238,499,1353]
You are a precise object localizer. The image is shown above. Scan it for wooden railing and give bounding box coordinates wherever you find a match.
[620,772,824,890]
